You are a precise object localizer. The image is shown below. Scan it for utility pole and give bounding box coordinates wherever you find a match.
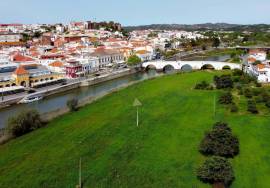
[133,98,142,127]
[213,93,216,120]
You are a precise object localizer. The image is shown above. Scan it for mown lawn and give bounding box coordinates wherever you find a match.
[1,71,270,188]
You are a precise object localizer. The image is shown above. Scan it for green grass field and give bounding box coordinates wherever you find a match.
[1,71,270,188]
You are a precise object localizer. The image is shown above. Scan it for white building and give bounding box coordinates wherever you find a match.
[0,33,22,42]
[78,57,99,74]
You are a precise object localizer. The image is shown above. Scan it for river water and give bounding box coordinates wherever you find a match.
[0,70,161,128]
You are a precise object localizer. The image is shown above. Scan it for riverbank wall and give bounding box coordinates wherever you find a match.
[0,68,140,109]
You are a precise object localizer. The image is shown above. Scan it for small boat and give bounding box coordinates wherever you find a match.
[19,95,43,104]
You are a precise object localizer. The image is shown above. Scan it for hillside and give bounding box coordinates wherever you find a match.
[124,23,270,32]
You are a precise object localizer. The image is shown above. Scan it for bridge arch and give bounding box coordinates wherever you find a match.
[163,64,175,73]
[201,64,215,70]
[181,64,193,72]
[145,64,157,71]
[222,65,231,70]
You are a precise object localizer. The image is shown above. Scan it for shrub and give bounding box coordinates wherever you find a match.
[230,103,238,112]
[235,83,242,90]
[194,81,214,90]
[232,69,243,76]
[254,96,264,103]
[197,156,234,186]
[256,82,262,87]
[252,88,263,96]
[67,98,79,112]
[239,74,256,84]
[219,92,233,104]
[214,75,233,89]
[195,81,209,89]
[199,122,239,158]
[7,109,43,137]
[253,60,262,65]
[127,55,142,65]
[247,100,258,114]
[238,88,243,95]
[265,99,270,108]
[232,76,240,83]
[261,90,270,102]
[244,88,253,98]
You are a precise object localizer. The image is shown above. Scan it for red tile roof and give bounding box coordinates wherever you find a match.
[49,61,64,67]
[257,64,265,70]
[13,66,28,75]
[13,54,34,62]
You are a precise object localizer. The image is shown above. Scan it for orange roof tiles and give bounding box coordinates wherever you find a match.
[50,48,59,53]
[136,50,150,55]
[248,57,256,63]
[13,66,28,75]
[257,64,265,70]
[49,61,64,67]
[13,54,35,62]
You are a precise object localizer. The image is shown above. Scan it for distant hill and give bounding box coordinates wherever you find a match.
[124,23,270,32]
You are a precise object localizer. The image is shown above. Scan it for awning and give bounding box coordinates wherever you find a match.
[75,71,85,75]
[31,78,64,87]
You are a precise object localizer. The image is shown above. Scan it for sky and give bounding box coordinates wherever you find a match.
[0,0,270,26]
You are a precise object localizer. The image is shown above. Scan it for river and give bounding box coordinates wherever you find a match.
[0,54,236,128]
[0,70,161,128]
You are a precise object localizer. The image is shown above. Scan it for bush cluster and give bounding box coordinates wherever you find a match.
[197,122,239,187]
[247,100,258,114]
[7,109,43,137]
[230,102,238,112]
[194,81,213,90]
[244,88,253,98]
[214,75,233,89]
[67,98,79,112]
[199,122,239,158]
[197,156,234,186]
[219,92,233,105]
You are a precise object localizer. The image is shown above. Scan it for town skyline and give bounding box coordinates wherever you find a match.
[1,0,270,25]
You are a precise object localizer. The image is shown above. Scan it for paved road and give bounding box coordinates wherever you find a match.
[165,48,216,61]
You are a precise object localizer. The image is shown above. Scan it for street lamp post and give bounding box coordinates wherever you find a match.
[133,98,142,127]
[1,87,4,101]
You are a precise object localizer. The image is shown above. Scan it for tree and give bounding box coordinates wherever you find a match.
[127,55,141,66]
[67,98,79,112]
[202,45,207,51]
[194,81,212,90]
[212,37,220,48]
[197,156,234,186]
[265,99,270,108]
[214,75,233,89]
[252,60,262,65]
[232,69,243,76]
[247,100,258,114]
[244,88,253,98]
[231,103,238,112]
[33,31,42,38]
[199,122,239,158]
[219,92,233,104]
[21,33,31,42]
[7,109,43,137]
[267,53,270,60]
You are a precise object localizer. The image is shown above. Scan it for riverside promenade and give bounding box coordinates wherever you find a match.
[0,68,138,109]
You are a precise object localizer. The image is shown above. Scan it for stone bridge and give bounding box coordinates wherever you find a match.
[142,61,241,71]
